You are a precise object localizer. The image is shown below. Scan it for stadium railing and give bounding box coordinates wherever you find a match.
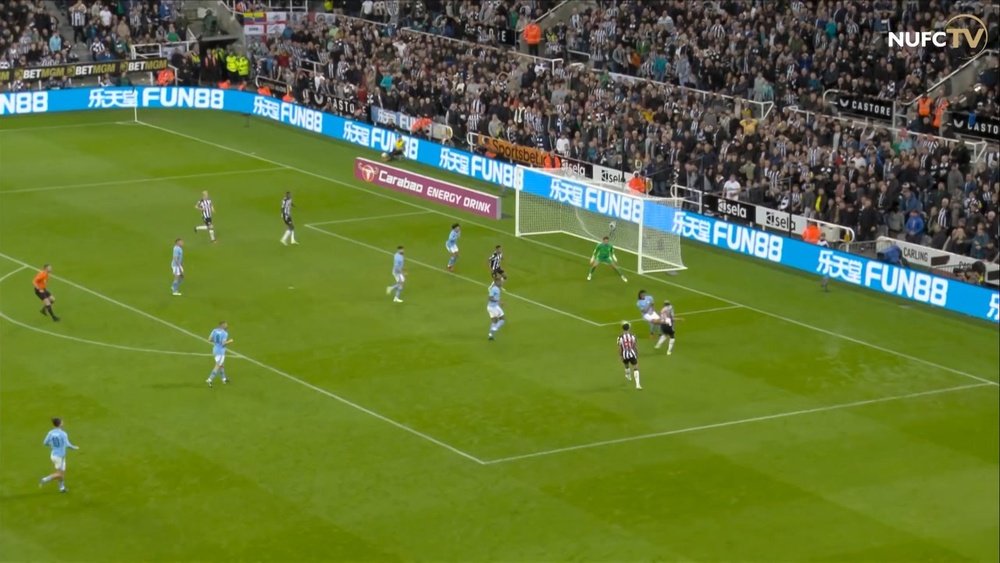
[606,71,774,121]
[901,49,998,107]
[5,85,995,323]
[784,106,992,163]
[219,0,308,12]
[876,237,1000,287]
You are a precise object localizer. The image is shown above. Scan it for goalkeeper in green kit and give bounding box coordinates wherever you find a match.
[588,236,628,282]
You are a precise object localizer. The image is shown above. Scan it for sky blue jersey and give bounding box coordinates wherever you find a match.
[393,251,405,273]
[172,244,183,267]
[43,428,75,457]
[210,328,229,355]
[447,228,460,245]
[636,295,654,313]
[488,284,501,304]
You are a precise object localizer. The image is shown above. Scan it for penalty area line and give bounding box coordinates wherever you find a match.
[0,251,486,466]
[135,121,997,388]
[0,264,209,357]
[305,211,434,226]
[305,224,603,327]
[599,304,744,326]
[1,167,286,195]
[481,382,997,465]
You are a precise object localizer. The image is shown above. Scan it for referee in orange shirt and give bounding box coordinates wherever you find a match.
[33,264,60,322]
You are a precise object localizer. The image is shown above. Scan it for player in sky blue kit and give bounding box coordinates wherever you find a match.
[445,223,461,271]
[171,238,184,296]
[487,274,505,340]
[207,321,233,387]
[386,246,405,303]
[636,290,660,338]
[40,417,79,493]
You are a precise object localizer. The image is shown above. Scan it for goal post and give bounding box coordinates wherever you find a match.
[514,166,686,274]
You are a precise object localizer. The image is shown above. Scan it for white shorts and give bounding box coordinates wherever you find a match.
[214,354,226,365]
[642,311,661,323]
[393,272,405,284]
[51,455,66,471]
[172,266,183,276]
[487,304,504,318]
[446,242,459,254]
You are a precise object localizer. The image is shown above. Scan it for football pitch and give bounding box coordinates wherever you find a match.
[1,109,997,562]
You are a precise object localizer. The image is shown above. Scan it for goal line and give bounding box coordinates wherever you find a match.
[514,166,687,275]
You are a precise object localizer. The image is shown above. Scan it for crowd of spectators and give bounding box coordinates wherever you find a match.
[251,8,997,270]
[66,0,186,61]
[554,1,999,109]
[1,0,69,85]
[0,0,187,91]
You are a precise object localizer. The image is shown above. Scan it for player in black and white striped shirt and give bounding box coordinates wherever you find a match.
[194,191,216,242]
[488,245,506,281]
[280,191,298,246]
[618,323,641,390]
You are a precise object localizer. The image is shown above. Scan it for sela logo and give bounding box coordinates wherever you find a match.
[358,163,377,182]
[888,15,989,57]
[761,209,790,230]
[716,198,749,219]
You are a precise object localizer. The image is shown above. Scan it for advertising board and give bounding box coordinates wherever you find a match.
[3,87,995,322]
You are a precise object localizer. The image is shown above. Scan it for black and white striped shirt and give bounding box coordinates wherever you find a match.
[489,249,503,271]
[775,139,788,159]
[763,166,782,189]
[71,8,86,27]
[917,137,939,153]
[618,332,638,361]
[197,198,213,220]
[808,146,821,167]
[281,195,293,219]
[467,113,482,134]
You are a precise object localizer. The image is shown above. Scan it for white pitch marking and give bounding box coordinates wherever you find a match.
[481,382,997,465]
[0,265,27,282]
[599,304,744,326]
[306,224,603,327]
[0,311,211,357]
[306,211,434,226]
[136,121,998,388]
[0,121,127,134]
[0,252,486,465]
[1,167,286,195]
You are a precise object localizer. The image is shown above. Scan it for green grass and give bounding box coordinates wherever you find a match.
[0,108,997,562]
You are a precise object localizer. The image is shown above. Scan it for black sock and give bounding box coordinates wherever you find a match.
[41,306,49,316]
[45,305,55,317]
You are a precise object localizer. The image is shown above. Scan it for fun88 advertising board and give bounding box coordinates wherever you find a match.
[668,209,997,321]
[5,87,996,323]
[518,167,998,323]
[1,87,519,190]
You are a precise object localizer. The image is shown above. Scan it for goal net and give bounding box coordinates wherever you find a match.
[515,166,686,274]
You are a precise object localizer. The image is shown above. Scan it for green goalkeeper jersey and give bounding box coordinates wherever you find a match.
[593,242,615,261]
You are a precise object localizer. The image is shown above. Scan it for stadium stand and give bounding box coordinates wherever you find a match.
[0,0,69,90]
[0,0,192,90]
[240,6,996,277]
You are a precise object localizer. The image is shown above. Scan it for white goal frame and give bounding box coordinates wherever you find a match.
[514,166,687,274]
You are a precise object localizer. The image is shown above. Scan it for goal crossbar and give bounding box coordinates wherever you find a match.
[514,166,686,274]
